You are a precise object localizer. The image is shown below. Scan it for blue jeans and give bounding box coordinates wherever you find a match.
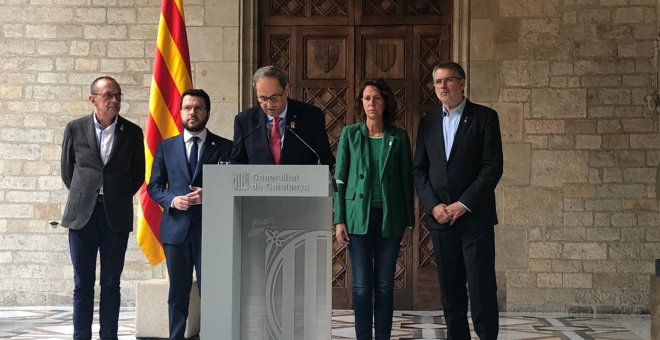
[347,208,401,340]
[68,202,129,340]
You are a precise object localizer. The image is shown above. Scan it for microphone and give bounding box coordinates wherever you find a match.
[286,125,321,165]
[218,149,231,164]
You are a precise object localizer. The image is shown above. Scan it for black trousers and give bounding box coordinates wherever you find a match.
[430,224,499,340]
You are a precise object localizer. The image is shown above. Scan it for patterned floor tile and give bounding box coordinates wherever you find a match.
[0,307,649,339]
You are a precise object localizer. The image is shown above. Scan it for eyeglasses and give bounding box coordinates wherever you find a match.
[181,105,207,113]
[433,77,461,86]
[92,92,123,100]
[257,89,285,104]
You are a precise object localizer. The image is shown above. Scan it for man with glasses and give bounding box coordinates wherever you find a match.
[60,76,145,340]
[230,65,334,166]
[413,61,503,340]
[148,88,232,339]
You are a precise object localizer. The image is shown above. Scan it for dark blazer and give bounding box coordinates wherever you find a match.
[333,123,414,238]
[230,98,335,166]
[147,131,232,245]
[413,99,503,229]
[60,113,145,232]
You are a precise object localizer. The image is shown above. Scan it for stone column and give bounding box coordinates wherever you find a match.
[652,259,660,340]
[653,5,660,336]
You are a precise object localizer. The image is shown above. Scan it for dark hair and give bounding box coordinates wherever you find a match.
[180,88,211,112]
[432,61,466,80]
[90,76,119,94]
[252,65,288,89]
[354,79,397,126]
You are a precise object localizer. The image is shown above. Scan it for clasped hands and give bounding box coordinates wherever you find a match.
[432,202,466,225]
[172,185,203,211]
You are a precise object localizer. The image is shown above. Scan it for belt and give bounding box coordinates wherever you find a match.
[97,195,104,204]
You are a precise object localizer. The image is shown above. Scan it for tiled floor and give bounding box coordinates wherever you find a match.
[0,307,650,339]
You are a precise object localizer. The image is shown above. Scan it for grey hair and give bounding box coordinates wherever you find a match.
[252,65,288,89]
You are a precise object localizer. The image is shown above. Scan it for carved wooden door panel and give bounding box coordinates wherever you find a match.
[260,0,451,311]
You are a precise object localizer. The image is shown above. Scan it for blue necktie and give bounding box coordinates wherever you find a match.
[188,136,199,175]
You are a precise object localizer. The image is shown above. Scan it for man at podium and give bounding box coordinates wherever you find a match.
[147,88,232,340]
[230,65,334,167]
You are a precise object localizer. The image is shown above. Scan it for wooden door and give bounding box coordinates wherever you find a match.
[260,0,451,310]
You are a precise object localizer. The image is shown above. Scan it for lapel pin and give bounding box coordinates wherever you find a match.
[211,141,216,146]
[389,141,393,146]
[290,122,296,129]
[120,124,124,131]
[463,116,469,124]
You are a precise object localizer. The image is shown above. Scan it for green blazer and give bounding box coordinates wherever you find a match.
[333,123,414,237]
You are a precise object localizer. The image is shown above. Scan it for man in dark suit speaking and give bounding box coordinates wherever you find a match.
[230,65,334,167]
[147,88,232,340]
[413,62,503,340]
[61,76,145,340]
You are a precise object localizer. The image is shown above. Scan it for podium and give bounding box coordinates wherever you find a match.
[202,165,332,340]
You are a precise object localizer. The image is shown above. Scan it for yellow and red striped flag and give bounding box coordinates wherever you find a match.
[137,0,192,266]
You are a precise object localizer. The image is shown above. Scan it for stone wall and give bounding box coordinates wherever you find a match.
[0,0,241,305]
[473,0,660,313]
[0,0,658,313]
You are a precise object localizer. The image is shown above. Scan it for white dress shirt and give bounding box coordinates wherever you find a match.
[183,128,207,162]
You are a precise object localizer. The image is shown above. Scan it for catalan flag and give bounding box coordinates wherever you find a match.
[137,0,192,266]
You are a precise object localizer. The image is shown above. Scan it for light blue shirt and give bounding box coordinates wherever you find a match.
[93,113,117,195]
[442,98,471,212]
[266,107,288,148]
[442,98,466,161]
[93,114,117,165]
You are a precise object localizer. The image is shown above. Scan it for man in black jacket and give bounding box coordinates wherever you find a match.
[414,62,503,340]
[230,65,334,167]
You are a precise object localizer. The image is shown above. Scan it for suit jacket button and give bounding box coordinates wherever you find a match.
[359,174,364,179]
[359,194,364,199]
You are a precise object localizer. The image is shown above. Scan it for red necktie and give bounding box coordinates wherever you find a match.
[269,116,282,164]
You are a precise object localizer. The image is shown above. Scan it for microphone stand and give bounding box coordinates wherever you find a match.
[285,125,321,165]
[285,125,338,192]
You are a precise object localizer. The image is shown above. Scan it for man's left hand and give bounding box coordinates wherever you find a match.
[186,185,203,205]
[446,202,466,225]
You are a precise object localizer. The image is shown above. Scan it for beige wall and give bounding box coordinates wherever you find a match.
[472,0,659,313]
[0,0,658,313]
[0,0,243,305]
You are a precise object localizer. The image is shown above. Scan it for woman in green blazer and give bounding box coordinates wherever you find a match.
[334,79,415,340]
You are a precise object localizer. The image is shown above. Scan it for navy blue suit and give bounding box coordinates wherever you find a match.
[147,130,232,340]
